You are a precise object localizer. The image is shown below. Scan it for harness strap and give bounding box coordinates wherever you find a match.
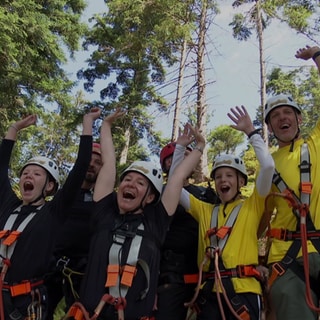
[268,228,320,241]
[107,223,144,299]
[209,204,242,252]
[217,259,251,320]
[204,265,261,281]
[2,280,44,297]
[0,205,42,267]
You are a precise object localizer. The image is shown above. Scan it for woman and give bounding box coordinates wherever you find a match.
[74,109,205,320]
[0,108,100,320]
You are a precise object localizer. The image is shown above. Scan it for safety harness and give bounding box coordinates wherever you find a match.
[66,216,153,320]
[186,204,261,320]
[0,205,44,320]
[265,143,320,313]
[267,144,319,284]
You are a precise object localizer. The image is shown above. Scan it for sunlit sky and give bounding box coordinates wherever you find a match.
[65,0,317,140]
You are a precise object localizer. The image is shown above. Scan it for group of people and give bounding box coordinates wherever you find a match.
[0,44,320,320]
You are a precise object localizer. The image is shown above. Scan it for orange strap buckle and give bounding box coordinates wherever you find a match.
[236,304,250,320]
[120,265,136,287]
[68,306,85,320]
[237,265,260,279]
[268,262,285,288]
[3,231,21,246]
[216,226,231,239]
[205,227,216,239]
[183,273,199,284]
[268,228,287,240]
[300,181,312,194]
[10,281,31,297]
[105,264,120,287]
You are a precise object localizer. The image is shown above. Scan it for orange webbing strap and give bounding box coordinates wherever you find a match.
[67,303,89,320]
[2,231,21,246]
[183,274,199,284]
[267,262,285,288]
[105,264,120,287]
[0,230,9,239]
[120,265,137,287]
[2,280,44,297]
[235,305,250,320]
[216,226,232,239]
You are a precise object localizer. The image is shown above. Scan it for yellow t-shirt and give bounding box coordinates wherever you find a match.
[188,188,265,295]
[268,120,320,264]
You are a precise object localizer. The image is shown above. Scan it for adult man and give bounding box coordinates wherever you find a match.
[47,142,103,317]
[263,45,320,320]
[155,142,218,320]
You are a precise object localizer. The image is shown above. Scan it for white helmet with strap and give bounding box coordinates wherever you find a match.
[20,156,60,193]
[264,94,301,124]
[210,154,248,185]
[120,161,163,199]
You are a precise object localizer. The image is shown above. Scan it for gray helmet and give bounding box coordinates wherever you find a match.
[264,94,301,124]
[210,154,248,185]
[120,161,163,200]
[20,156,59,194]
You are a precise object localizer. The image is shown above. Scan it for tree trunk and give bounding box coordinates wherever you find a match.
[256,0,268,145]
[195,0,209,183]
[119,127,130,165]
[172,39,188,141]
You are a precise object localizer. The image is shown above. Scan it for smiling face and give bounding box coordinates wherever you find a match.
[213,167,245,204]
[117,171,156,214]
[267,106,302,147]
[19,164,55,205]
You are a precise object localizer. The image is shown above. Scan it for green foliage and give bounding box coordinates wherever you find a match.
[0,0,87,135]
[207,125,245,159]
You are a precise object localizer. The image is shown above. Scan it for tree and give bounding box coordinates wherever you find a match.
[78,0,193,163]
[0,0,87,135]
[229,0,320,144]
[207,124,245,159]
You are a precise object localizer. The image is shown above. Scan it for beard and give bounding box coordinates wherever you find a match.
[85,172,97,184]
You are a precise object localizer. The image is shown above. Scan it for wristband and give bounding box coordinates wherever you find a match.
[312,51,320,61]
[247,128,260,139]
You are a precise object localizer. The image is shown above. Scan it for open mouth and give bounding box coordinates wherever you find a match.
[123,190,135,199]
[23,181,34,191]
[280,123,290,129]
[220,186,230,194]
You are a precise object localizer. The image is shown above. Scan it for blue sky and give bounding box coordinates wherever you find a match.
[66,0,316,140]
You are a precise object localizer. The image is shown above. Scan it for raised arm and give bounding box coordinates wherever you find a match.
[161,123,205,215]
[93,109,125,202]
[228,105,274,196]
[295,45,320,73]
[5,115,37,141]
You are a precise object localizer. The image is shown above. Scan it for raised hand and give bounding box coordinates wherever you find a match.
[227,105,255,135]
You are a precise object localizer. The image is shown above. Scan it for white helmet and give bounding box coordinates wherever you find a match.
[120,161,163,199]
[20,156,60,193]
[210,154,248,185]
[264,94,301,123]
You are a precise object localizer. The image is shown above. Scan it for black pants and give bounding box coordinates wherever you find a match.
[196,290,261,320]
[155,283,195,320]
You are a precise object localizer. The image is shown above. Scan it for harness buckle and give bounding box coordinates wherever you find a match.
[235,304,250,320]
[236,265,260,279]
[10,281,31,297]
[216,226,231,239]
[56,256,70,270]
[300,181,312,194]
